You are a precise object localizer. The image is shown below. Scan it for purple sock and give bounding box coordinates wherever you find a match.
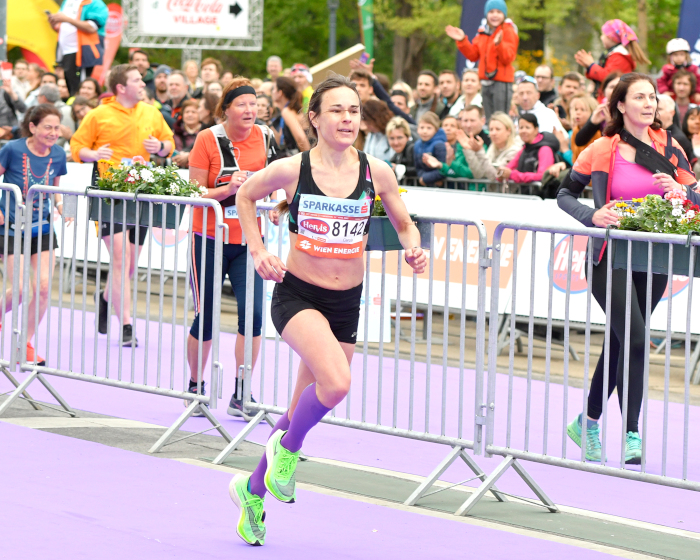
[248,412,290,497]
[280,383,331,453]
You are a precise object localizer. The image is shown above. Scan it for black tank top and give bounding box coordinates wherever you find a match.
[288,150,375,234]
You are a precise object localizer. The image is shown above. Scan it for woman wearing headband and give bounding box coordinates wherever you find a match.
[574,19,651,101]
[185,76,278,419]
[229,74,425,546]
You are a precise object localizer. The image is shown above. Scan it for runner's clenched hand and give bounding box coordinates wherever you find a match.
[405,247,427,274]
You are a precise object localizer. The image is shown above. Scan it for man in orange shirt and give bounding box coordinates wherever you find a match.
[71,64,174,346]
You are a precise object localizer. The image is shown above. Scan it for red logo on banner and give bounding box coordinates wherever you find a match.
[105,6,123,36]
[661,275,690,301]
[166,0,223,13]
[550,235,589,293]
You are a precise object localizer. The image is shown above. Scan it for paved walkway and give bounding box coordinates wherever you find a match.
[2,381,699,559]
[2,309,699,559]
[0,419,670,560]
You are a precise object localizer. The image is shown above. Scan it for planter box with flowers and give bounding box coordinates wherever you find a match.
[365,188,414,251]
[88,163,207,230]
[612,190,700,277]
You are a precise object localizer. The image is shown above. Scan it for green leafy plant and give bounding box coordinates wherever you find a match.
[615,191,700,236]
[97,163,207,199]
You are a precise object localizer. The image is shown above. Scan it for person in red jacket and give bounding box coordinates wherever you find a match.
[574,19,650,101]
[657,38,700,103]
[445,0,518,120]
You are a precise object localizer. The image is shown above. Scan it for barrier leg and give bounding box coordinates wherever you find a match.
[197,404,234,443]
[148,400,231,454]
[0,370,75,417]
[455,455,558,516]
[458,449,509,503]
[1,366,41,411]
[404,446,462,506]
[212,410,267,465]
[405,446,509,506]
[511,457,558,512]
[0,370,39,416]
[36,374,76,417]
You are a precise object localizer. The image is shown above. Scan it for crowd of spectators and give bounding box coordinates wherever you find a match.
[2,0,699,416]
[0,2,698,200]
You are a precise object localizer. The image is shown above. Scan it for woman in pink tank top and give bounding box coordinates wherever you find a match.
[558,73,700,466]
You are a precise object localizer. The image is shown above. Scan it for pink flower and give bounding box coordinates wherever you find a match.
[664,189,686,201]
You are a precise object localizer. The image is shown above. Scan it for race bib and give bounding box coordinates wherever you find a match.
[224,206,261,219]
[295,194,370,259]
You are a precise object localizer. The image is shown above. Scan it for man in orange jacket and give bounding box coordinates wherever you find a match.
[71,64,174,346]
[445,0,519,120]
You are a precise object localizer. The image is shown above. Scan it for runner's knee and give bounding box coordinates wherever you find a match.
[320,368,351,402]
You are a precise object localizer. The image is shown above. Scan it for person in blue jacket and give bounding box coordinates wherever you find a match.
[49,0,109,96]
[0,105,70,367]
[414,111,447,186]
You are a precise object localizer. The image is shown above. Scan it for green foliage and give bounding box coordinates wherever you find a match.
[507,0,577,40]
[98,164,207,199]
[373,0,465,78]
[375,0,461,37]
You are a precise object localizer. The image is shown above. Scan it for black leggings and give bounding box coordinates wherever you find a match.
[587,253,667,432]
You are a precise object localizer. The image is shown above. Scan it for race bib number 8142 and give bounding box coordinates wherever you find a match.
[295,194,370,259]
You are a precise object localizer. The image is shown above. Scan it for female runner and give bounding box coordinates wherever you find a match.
[230,74,426,546]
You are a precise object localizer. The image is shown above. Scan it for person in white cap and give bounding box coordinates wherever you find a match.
[290,63,314,113]
[658,38,700,102]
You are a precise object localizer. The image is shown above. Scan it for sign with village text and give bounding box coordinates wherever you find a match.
[138,0,250,38]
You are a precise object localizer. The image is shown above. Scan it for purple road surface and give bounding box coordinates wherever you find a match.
[2,310,699,532]
[1,422,624,559]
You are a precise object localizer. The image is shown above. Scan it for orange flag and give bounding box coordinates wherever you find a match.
[91,4,123,85]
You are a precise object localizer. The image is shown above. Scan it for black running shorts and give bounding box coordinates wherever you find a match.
[270,272,363,344]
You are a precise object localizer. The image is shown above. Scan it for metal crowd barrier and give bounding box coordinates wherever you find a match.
[398,176,545,196]
[212,203,514,506]
[3,186,698,516]
[0,185,232,452]
[0,183,33,407]
[455,222,700,515]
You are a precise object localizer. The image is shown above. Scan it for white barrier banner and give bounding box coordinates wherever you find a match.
[56,165,699,335]
[513,229,700,334]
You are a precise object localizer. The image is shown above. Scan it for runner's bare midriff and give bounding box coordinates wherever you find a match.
[285,233,367,290]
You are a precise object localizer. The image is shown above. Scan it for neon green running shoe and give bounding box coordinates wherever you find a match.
[264,429,300,503]
[625,431,642,465]
[567,416,602,462]
[228,474,266,546]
